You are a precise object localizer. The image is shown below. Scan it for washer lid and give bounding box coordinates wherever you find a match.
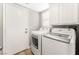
[43,28,76,44]
[43,33,71,44]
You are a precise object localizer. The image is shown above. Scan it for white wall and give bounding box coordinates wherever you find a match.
[41,9,49,27]
[29,9,40,30]
[0,3,3,54]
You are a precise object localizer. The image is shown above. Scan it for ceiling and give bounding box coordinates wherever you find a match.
[18,3,49,12]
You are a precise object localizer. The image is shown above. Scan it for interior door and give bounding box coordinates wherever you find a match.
[4,4,29,54]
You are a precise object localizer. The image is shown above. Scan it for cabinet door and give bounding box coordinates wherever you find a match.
[4,4,29,54]
[50,4,60,25]
[60,3,78,25]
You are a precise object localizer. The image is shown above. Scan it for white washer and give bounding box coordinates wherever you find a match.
[42,28,76,55]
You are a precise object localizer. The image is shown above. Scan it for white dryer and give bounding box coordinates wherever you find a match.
[31,27,50,55]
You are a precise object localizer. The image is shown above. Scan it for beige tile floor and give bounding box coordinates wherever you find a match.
[15,49,33,55]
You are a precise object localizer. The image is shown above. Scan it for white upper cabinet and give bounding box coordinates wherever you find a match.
[50,3,78,25]
[50,4,60,25]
